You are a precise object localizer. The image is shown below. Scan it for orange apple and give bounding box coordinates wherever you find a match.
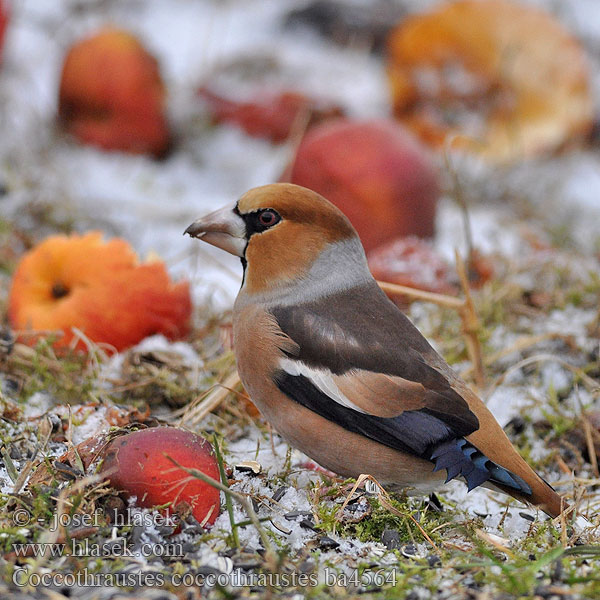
[58,27,170,156]
[8,232,191,352]
[289,119,439,252]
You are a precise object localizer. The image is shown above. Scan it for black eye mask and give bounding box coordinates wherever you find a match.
[236,207,282,239]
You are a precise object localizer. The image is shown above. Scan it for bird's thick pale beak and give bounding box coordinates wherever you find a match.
[184,203,247,257]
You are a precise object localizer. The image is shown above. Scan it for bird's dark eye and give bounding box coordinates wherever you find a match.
[258,209,280,227]
[241,208,282,239]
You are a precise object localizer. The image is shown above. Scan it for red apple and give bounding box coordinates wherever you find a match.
[58,27,170,156]
[289,119,439,252]
[199,87,343,142]
[100,428,221,527]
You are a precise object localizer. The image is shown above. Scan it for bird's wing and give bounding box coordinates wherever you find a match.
[270,283,531,494]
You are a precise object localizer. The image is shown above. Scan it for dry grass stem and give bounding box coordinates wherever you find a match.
[582,416,600,478]
[475,529,514,557]
[334,473,440,551]
[454,250,485,388]
[278,106,314,183]
[180,370,242,427]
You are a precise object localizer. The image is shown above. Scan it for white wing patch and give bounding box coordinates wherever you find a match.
[278,358,367,414]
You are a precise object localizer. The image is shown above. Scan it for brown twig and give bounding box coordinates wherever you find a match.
[377,280,464,309]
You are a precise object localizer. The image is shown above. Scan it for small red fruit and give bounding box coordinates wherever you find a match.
[289,119,439,252]
[58,27,170,156]
[101,428,221,527]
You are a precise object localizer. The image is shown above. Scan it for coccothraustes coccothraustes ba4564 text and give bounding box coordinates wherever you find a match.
[186,183,568,519]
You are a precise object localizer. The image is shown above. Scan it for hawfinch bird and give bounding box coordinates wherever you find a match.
[186,183,566,519]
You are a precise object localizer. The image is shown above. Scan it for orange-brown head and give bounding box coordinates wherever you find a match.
[185,183,370,298]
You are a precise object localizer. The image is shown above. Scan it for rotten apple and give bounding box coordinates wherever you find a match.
[8,232,191,352]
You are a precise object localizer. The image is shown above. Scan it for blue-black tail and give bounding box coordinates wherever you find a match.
[429,438,533,494]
